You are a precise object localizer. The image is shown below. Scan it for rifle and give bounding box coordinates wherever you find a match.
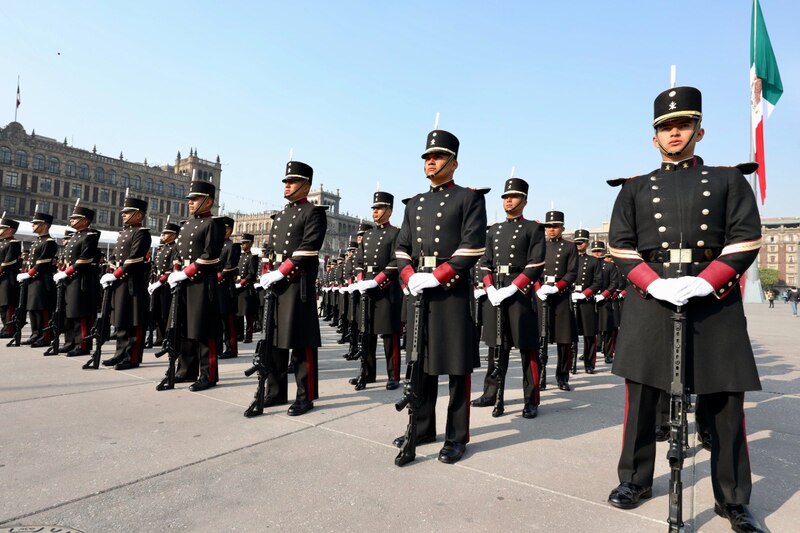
[395,293,426,467]
[354,291,371,391]
[43,281,66,356]
[571,295,580,374]
[144,287,157,349]
[244,287,276,417]
[82,283,113,369]
[491,275,506,417]
[666,303,688,532]
[538,296,549,390]
[7,279,29,347]
[155,283,182,391]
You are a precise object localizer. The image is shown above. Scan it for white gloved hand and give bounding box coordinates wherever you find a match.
[473,288,486,299]
[647,278,687,307]
[348,283,358,293]
[16,272,31,283]
[253,282,262,289]
[100,273,117,287]
[674,276,714,301]
[168,270,188,288]
[260,269,285,288]
[359,279,379,293]
[485,285,499,305]
[536,285,559,301]
[595,294,606,303]
[402,287,410,296]
[53,271,68,283]
[148,281,162,294]
[408,272,440,295]
[571,292,586,302]
[493,284,519,306]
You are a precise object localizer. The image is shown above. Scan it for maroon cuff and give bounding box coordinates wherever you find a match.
[483,274,494,288]
[278,259,295,276]
[113,267,124,278]
[627,262,659,292]
[601,289,611,298]
[159,274,168,283]
[183,262,198,277]
[373,271,388,287]
[401,265,415,285]
[699,260,738,299]
[512,273,533,294]
[357,272,363,281]
[65,266,75,276]
[28,268,37,276]
[555,279,568,291]
[239,278,247,286]
[433,262,457,284]
[534,281,541,291]
[582,288,594,297]
[620,289,627,297]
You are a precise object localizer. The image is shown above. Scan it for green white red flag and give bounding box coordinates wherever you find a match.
[750,0,783,205]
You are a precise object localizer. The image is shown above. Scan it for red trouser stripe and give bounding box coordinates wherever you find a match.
[526,350,540,406]
[305,347,315,401]
[392,334,400,380]
[131,326,144,364]
[208,337,218,383]
[42,310,51,342]
[80,317,89,351]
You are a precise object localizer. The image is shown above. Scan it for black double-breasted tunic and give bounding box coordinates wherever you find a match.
[357,223,401,335]
[63,229,100,318]
[174,213,225,339]
[25,236,58,310]
[268,199,327,349]
[536,237,578,344]
[396,181,487,375]
[236,250,259,316]
[595,259,620,333]
[108,225,152,328]
[479,216,545,349]
[152,241,178,319]
[573,252,603,337]
[217,240,240,315]
[0,238,22,307]
[609,156,762,394]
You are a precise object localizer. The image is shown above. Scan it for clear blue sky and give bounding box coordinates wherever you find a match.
[3,1,798,229]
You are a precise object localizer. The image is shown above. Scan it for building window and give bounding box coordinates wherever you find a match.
[3,172,19,189]
[14,150,27,167]
[148,215,158,228]
[3,196,17,213]
[71,183,82,198]
[66,161,76,176]
[98,209,109,225]
[130,175,141,190]
[33,154,45,171]
[171,201,181,215]
[48,157,60,174]
[78,164,89,180]
[168,183,176,197]
[156,181,163,195]
[107,170,117,185]
[177,185,185,198]
[0,146,10,164]
[37,200,51,213]
[39,177,52,193]
[144,177,153,193]
[94,167,105,183]
[121,173,130,188]
[100,188,110,202]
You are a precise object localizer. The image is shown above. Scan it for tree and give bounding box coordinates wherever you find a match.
[759,268,780,288]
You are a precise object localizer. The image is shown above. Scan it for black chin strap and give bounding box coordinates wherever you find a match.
[656,120,700,157]
[426,153,455,180]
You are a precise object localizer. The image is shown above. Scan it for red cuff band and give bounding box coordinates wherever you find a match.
[432,262,456,284]
[401,265,415,285]
[601,290,611,298]
[239,279,247,286]
[357,272,363,281]
[278,259,295,276]
[113,267,124,278]
[374,271,387,286]
[555,279,568,291]
[627,262,660,291]
[699,260,738,298]
[512,273,531,291]
[28,268,37,276]
[65,266,75,276]
[582,288,594,297]
[159,275,167,283]
[183,262,198,277]
[483,274,494,288]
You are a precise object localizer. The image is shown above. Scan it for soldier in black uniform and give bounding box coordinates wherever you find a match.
[235,232,259,345]
[217,217,241,359]
[99,197,152,370]
[258,160,327,416]
[571,229,602,374]
[341,239,360,358]
[53,204,100,356]
[535,210,578,391]
[353,191,402,390]
[148,221,180,345]
[472,177,545,418]
[166,181,225,392]
[590,242,619,365]
[0,216,22,338]
[15,210,58,347]
[393,129,487,464]
[606,86,764,532]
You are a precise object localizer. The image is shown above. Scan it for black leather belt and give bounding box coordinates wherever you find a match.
[417,255,448,272]
[496,265,523,275]
[643,248,720,264]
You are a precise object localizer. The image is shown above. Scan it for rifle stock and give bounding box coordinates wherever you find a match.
[7,279,29,347]
[667,305,687,532]
[83,283,113,369]
[395,293,425,467]
[244,287,275,417]
[155,283,182,390]
[43,281,65,356]
[354,292,371,391]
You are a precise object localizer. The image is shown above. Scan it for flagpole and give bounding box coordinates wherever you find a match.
[14,75,19,122]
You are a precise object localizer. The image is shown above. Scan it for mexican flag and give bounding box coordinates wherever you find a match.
[750,0,783,205]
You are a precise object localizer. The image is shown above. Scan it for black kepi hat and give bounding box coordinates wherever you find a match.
[0,217,19,230]
[122,197,148,213]
[544,210,564,226]
[187,181,216,200]
[590,240,606,252]
[574,229,590,242]
[70,206,96,222]
[221,216,235,228]
[420,130,459,159]
[241,233,254,243]
[653,86,702,127]
[347,239,358,250]
[283,161,314,184]
[501,178,529,198]
[162,222,181,234]
[31,211,54,225]
[372,191,394,208]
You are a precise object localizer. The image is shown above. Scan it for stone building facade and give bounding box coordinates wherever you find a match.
[0,121,221,231]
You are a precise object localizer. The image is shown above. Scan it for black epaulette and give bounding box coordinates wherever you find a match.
[606,176,635,188]
[730,162,759,175]
[315,205,331,211]
[469,186,491,196]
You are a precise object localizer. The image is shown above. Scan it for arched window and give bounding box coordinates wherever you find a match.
[144,177,153,193]
[66,161,76,176]
[33,154,45,171]
[177,185,185,198]
[107,170,117,185]
[130,175,141,190]
[14,150,27,167]
[156,181,164,195]
[168,183,176,197]
[121,173,130,188]
[94,167,105,183]
[48,157,60,174]
[0,146,12,164]
[78,164,89,180]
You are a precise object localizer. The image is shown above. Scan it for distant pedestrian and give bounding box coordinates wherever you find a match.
[788,288,799,317]
[767,290,775,308]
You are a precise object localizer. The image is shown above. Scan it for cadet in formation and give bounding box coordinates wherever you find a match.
[0,216,22,338]
[147,220,180,346]
[218,217,240,359]
[16,210,58,347]
[236,232,260,346]
[570,229,602,374]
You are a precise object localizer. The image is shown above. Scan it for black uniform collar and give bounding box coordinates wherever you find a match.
[429,179,455,192]
[193,211,212,219]
[123,223,142,229]
[377,222,392,229]
[548,236,563,243]
[660,155,703,171]
[505,214,524,223]
[288,197,309,207]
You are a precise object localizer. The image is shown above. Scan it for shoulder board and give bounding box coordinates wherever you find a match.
[269,213,277,220]
[10,239,19,243]
[467,186,491,196]
[180,220,189,226]
[47,238,55,241]
[606,176,635,188]
[138,227,151,232]
[730,161,759,175]
[401,194,420,205]
[315,205,331,211]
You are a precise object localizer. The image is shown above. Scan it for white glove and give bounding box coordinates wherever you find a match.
[168,270,188,288]
[359,279,379,293]
[473,288,486,299]
[16,272,31,283]
[536,285,559,301]
[492,284,519,306]
[100,273,117,287]
[673,276,714,301]
[595,294,606,303]
[571,292,586,302]
[260,269,285,288]
[348,283,358,293]
[254,283,262,289]
[402,287,410,296]
[485,285,499,305]
[53,271,69,283]
[408,272,440,295]
[148,281,162,294]
[647,278,687,307]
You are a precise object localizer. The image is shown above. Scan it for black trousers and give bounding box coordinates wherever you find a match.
[222,312,238,355]
[66,316,94,352]
[415,373,471,445]
[555,343,572,383]
[177,337,220,383]
[617,380,752,505]
[582,335,597,370]
[481,347,540,405]
[235,312,255,342]
[28,309,52,342]
[266,347,319,403]
[114,325,145,364]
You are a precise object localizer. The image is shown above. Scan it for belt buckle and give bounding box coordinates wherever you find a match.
[419,256,436,268]
[574,284,583,292]
[496,265,510,275]
[275,253,283,262]
[669,249,692,264]
[545,275,556,285]
[366,266,374,273]
[183,259,191,268]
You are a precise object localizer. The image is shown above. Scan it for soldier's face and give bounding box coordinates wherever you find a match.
[0,228,11,239]
[591,250,604,258]
[502,194,526,215]
[69,216,88,230]
[121,210,142,225]
[32,222,49,236]
[242,242,252,252]
[160,232,175,244]
[423,153,457,180]
[653,119,704,156]
[372,206,391,224]
[545,225,564,238]
[576,241,588,253]
[225,227,233,239]
[284,179,309,200]
[188,196,213,215]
